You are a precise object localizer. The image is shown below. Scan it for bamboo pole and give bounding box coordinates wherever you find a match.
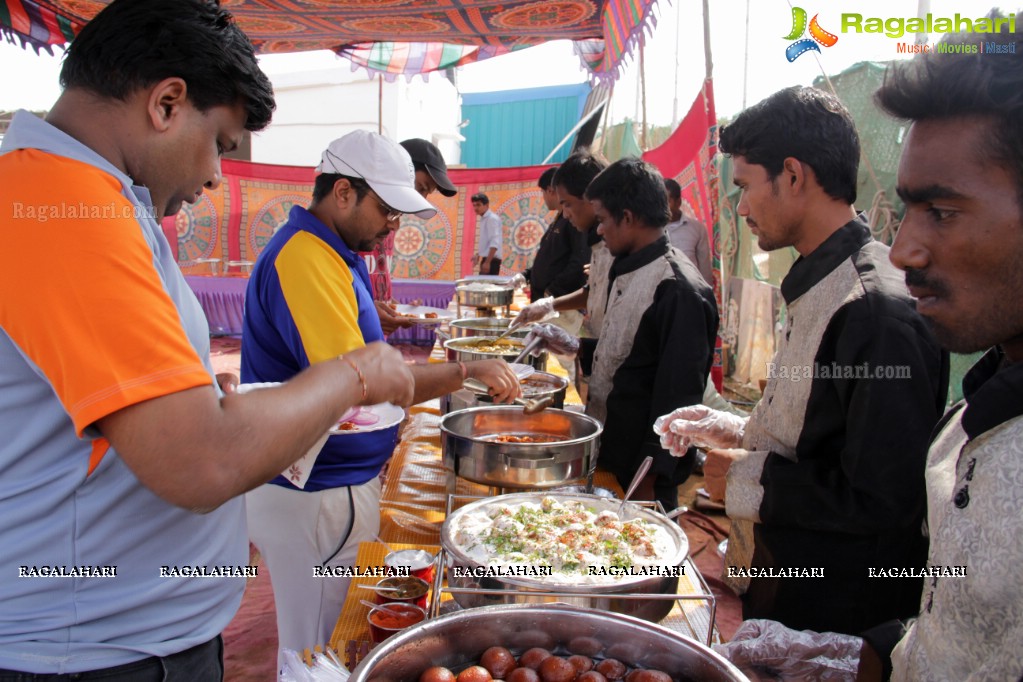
[639,39,647,150]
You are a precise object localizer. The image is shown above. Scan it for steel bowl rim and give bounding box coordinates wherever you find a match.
[467,370,569,398]
[450,317,516,328]
[349,603,745,682]
[439,405,603,449]
[440,491,689,592]
[443,335,527,353]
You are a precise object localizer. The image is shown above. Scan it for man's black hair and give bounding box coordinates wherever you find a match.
[719,86,860,204]
[875,12,1023,207]
[552,151,607,199]
[664,178,682,201]
[311,174,370,205]
[538,167,558,190]
[585,157,670,229]
[60,0,275,132]
[471,193,490,205]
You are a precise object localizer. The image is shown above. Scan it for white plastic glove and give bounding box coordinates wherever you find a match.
[652,405,748,453]
[713,619,862,681]
[523,322,580,355]
[507,272,527,290]
[652,421,692,458]
[511,296,555,328]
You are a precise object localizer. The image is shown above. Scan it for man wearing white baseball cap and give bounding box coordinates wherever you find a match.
[317,129,438,220]
[241,130,519,658]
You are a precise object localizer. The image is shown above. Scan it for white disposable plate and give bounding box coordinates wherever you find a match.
[330,402,405,435]
[393,304,454,326]
[235,381,281,395]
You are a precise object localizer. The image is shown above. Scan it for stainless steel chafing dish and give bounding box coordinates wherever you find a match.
[441,370,569,415]
[439,492,688,622]
[443,336,547,371]
[455,281,515,308]
[349,604,745,682]
[440,406,600,489]
[449,317,529,339]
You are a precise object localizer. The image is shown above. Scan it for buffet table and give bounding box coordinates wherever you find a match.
[329,400,720,667]
[184,275,247,336]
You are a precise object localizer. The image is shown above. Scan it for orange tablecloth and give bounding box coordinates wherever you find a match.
[329,541,438,662]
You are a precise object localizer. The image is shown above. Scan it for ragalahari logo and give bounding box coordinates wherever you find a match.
[784,7,839,61]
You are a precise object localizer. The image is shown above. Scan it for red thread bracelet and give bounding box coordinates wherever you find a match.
[339,355,368,402]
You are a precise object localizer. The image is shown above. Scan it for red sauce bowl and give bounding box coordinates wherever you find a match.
[367,602,427,643]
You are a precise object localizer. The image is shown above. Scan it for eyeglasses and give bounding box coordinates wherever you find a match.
[372,194,403,223]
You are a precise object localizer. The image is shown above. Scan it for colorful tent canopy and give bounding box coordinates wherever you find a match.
[0,0,660,81]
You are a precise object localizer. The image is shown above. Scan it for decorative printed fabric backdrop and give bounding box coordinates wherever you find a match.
[169,160,551,281]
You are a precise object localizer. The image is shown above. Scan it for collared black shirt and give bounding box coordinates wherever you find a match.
[590,236,718,507]
[525,213,589,302]
[743,218,949,634]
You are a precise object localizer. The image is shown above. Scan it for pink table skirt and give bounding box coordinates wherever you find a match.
[184,276,456,341]
[388,279,456,345]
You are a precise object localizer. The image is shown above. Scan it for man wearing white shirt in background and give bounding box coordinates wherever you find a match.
[664,178,714,285]
[472,192,504,275]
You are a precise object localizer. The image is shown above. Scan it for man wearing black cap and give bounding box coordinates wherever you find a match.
[369,138,458,333]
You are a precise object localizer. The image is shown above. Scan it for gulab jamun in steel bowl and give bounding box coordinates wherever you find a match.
[350,604,744,682]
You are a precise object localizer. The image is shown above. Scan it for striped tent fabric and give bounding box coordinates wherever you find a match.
[0,0,660,81]
[337,42,514,82]
[0,0,73,52]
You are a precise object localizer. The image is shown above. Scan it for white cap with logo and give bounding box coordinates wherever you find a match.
[316,130,438,220]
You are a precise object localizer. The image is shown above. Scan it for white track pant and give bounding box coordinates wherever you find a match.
[246,478,381,659]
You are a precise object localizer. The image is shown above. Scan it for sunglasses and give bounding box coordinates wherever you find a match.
[322,149,404,222]
[372,193,403,223]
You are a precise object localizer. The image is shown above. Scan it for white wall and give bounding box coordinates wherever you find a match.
[251,59,462,167]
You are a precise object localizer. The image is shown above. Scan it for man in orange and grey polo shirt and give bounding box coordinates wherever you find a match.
[0,0,413,678]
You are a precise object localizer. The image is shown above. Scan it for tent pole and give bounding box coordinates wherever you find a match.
[741,0,749,109]
[672,0,681,127]
[377,75,383,134]
[639,38,647,150]
[599,85,613,157]
[703,0,714,83]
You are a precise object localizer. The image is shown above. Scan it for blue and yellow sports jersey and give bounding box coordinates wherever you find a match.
[241,205,398,491]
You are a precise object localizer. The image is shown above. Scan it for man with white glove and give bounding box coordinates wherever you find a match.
[577,158,718,515]
[653,405,747,501]
[655,85,949,639]
[712,19,1023,682]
